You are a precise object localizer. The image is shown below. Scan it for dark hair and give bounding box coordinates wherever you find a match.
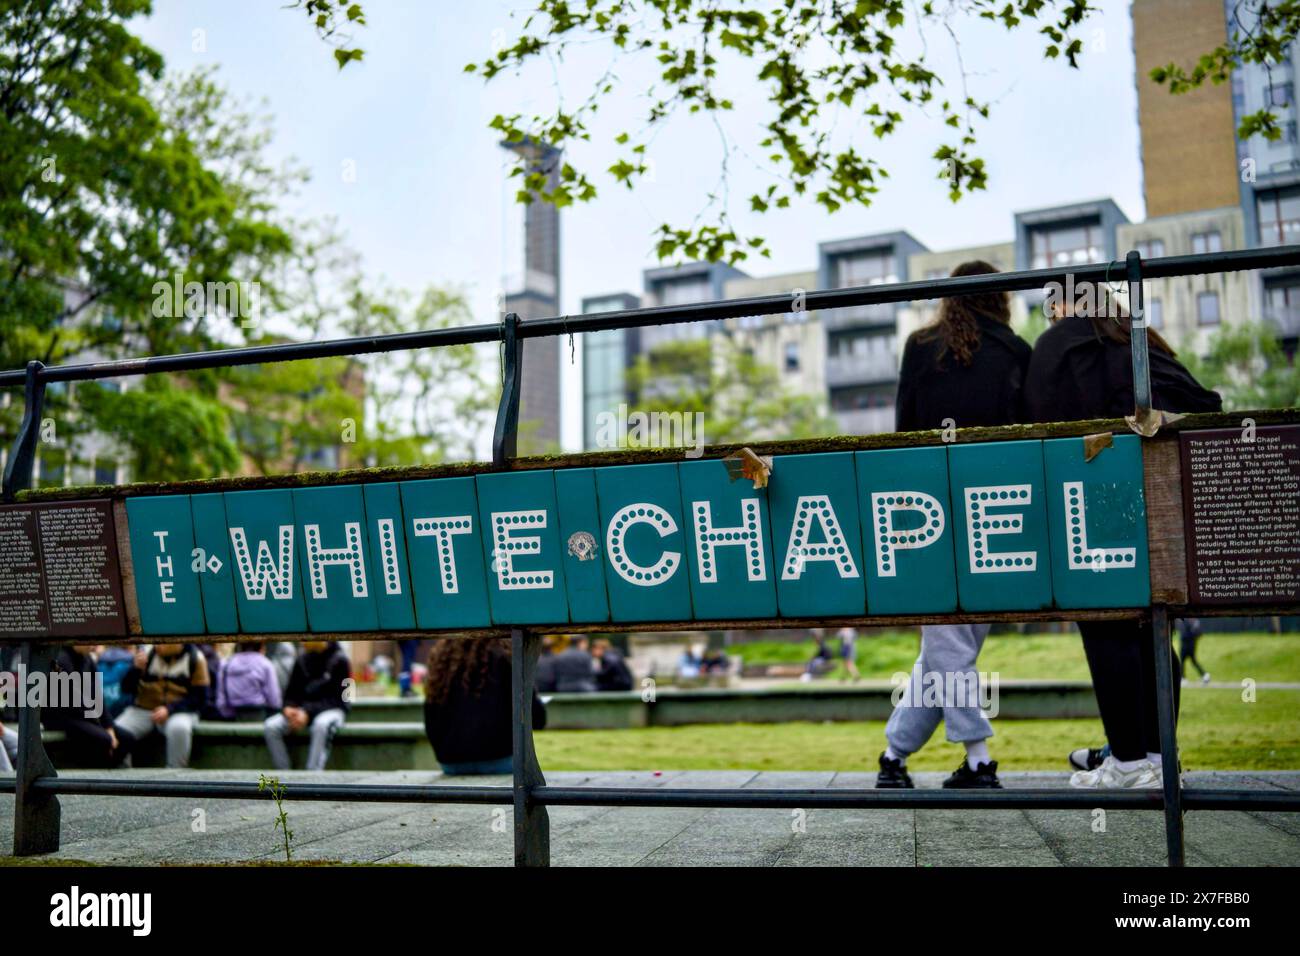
[1076,300,1176,357]
[915,260,1011,367]
[424,637,507,706]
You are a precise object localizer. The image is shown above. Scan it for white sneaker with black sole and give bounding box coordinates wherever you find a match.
[1069,755,1163,789]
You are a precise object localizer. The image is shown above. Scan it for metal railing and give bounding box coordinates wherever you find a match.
[3,246,1300,867]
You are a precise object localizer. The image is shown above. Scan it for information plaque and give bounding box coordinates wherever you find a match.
[1180,425,1300,606]
[0,500,127,637]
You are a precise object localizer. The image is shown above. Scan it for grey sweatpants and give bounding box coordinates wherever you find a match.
[885,623,993,757]
[264,709,346,771]
[0,724,17,772]
[115,706,198,768]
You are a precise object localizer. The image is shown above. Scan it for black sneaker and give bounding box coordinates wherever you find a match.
[942,759,1003,789]
[1068,747,1107,771]
[876,752,914,789]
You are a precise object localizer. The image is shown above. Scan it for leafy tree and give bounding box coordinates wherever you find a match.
[1,4,485,483]
[467,0,1098,265]
[624,337,836,445]
[1181,320,1300,411]
[1149,1,1300,142]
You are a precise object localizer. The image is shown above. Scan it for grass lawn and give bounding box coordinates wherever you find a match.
[537,630,1300,772]
[734,631,1300,684]
[536,687,1300,772]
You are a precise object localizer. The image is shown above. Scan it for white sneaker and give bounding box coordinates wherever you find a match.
[1201,672,1212,685]
[1069,755,1162,789]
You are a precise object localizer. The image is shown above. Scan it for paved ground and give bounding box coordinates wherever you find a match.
[2,770,1298,866]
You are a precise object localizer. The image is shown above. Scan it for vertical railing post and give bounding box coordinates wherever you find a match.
[1152,606,1185,867]
[2,360,46,503]
[3,359,61,855]
[13,643,59,855]
[493,312,522,468]
[1125,251,1153,418]
[510,627,549,866]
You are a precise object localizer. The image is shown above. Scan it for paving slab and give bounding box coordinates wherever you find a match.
[1,769,1297,866]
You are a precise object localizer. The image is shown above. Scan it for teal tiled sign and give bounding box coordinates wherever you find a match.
[191,493,239,634]
[679,459,778,620]
[223,489,307,633]
[1043,435,1151,608]
[293,485,379,632]
[125,496,205,635]
[475,470,570,625]
[362,483,417,630]
[947,440,1053,612]
[554,468,611,623]
[594,463,693,622]
[120,441,1156,633]
[856,446,958,614]
[400,477,490,629]
[769,453,866,617]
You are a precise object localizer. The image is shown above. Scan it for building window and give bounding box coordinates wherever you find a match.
[655,277,711,306]
[833,250,897,287]
[1191,231,1222,254]
[1133,239,1165,260]
[1269,82,1294,108]
[1197,291,1221,326]
[1257,188,1300,245]
[784,342,799,372]
[1147,298,1163,329]
[93,458,118,485]
[1030,223,1103,269]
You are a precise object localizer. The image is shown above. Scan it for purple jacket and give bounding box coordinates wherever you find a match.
[217,651,282,717]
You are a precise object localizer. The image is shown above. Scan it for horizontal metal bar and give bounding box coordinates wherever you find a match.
[535,786,1300,811]
[531,786,1168,809]
[4,777,1295,811]
[1181,788,1300,810]
[24,777,510,804]
[5,245,1299,388]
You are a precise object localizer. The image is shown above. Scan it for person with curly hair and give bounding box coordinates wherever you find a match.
[878,261,1032,792]
[423,637,547,775]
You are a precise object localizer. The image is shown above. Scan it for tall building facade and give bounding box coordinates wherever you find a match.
[1132,0,1300,346]
[501,139,563,447]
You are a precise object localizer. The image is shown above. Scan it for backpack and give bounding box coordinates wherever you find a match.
[97,648,136,718]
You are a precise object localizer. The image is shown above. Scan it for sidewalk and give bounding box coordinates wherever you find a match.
[2,770,1297,866]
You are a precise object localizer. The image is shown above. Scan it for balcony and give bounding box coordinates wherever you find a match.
[1264,304,1300,338]
[832,406,896,436]
[826,351,899,387]
[820,302,897,330]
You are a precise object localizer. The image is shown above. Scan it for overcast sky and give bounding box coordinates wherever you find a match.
[137,0,1147,452]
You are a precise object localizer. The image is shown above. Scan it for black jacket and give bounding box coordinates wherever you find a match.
[551,648,597,693]
[283,643,352,720]
[895,316,1032,431]
[42,646,115,731]
[422,644,547,765]
[595,649,634,691]
[1025,315,1222,422]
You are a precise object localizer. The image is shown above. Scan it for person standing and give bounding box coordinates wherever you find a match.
[550,636,598,693]
[1178,618,1210,685]
[1026,292,1221,789]
[878,261,1031,791]
[838,627,861,682]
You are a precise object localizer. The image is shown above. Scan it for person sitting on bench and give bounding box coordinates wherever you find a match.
[114,643,209,768]
[263,642,351,771]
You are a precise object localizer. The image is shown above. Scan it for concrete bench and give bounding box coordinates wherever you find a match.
[39,721,437,772]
